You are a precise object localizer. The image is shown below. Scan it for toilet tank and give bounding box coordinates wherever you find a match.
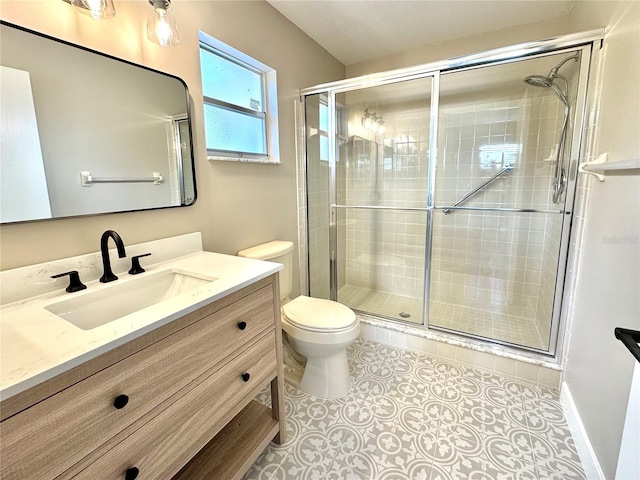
[237,241,294,301]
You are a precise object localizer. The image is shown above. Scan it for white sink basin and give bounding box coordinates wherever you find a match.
[45,270,217,330]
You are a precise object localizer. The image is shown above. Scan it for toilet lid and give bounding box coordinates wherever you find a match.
[282,296,356,332]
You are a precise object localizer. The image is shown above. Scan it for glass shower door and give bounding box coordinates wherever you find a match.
[429,51,583,350]
[332,77,435,323]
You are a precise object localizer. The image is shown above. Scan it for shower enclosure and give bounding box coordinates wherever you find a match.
[301,32,600,355]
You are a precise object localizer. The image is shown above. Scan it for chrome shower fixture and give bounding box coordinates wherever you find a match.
[548,53,580,79]
[524,53,579,204]
[524,52,578,105]
[524,74,570,107]
[524,53,578,84]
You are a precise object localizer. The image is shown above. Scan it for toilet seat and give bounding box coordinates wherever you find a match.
[282,296,356,333]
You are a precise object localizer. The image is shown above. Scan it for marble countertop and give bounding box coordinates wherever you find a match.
[0,251,281,401]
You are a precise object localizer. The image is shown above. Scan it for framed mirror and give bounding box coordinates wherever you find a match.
[0,21,196,224]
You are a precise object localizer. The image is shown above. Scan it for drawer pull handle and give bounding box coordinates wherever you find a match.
[242,372,251,382]
[113,394,129,409]
[237,321,247,330]
[124,467,139,480]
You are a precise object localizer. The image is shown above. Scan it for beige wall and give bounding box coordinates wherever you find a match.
[0,0,345,299]
[346,16,571,77]
[564,2,640,478]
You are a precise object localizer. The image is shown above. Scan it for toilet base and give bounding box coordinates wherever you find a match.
[298,350,351,399]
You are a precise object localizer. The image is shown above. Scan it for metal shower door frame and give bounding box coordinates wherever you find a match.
[302,30,603,358]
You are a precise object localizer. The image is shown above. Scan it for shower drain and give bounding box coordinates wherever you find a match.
[399,312,411,318]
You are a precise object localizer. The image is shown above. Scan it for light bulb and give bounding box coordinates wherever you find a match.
[147,0,180,47]
[155,12,173,45]
[71,0,115,19]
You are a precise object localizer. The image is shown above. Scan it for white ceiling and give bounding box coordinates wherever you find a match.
[267,0,575,65]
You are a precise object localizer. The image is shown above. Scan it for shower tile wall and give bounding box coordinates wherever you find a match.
[431,93,566,349]
[537,212,562,342]
[305,97,331,300]
[306,154,330,299]
[343,109,430,300]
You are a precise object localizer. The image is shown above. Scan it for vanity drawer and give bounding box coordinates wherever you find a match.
[0,285,275,480]
[72,331,278,480]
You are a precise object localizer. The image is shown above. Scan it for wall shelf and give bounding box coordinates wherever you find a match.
[579,153,640,182]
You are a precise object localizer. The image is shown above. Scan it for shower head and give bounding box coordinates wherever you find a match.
[523,53,579,104]
[523,73,570,107]
[524,75,554,88]
[523,53,579,205]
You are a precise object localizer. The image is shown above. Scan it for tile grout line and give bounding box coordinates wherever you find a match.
[247,338,585,480]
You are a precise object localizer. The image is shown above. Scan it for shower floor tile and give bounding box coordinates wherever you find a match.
[243,339,585,480]
[430,301,546,350]
[338,284,424,324]
[338,284,546,349]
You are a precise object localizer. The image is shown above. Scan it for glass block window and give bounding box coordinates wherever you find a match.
[199,31,280,163]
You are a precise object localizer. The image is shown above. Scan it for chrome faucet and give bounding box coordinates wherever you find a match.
[100,230,126,283]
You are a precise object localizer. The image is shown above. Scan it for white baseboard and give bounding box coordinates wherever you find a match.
[616,363,640,480]
[560,382,606,480]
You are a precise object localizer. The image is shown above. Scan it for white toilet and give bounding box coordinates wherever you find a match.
[238,240,360,399]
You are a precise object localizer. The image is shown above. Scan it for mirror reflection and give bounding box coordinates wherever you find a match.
[0,22,196,224]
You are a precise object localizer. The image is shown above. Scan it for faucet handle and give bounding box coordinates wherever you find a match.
[129,253,152,275]
[51,271,87,293]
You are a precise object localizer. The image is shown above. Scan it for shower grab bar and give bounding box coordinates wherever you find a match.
[81,171,163,187]
[436,206,562,214]
[443,164,513,215]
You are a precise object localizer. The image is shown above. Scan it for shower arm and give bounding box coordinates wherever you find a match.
[443,163,513,215]
[549,53,579,79]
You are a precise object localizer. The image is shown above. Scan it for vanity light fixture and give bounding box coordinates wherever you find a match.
[362,109,385,134]
[361,108,374,129]
[147,0,180,47]
[63,0,179,47]
[67,0,116,19]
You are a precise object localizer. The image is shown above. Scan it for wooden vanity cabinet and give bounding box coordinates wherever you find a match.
[0,274,285,480]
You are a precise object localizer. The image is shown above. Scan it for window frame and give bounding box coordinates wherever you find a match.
[198,31,280,164]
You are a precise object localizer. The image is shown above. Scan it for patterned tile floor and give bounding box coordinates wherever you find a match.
[338,285,546,350]
[243,339,585,480]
